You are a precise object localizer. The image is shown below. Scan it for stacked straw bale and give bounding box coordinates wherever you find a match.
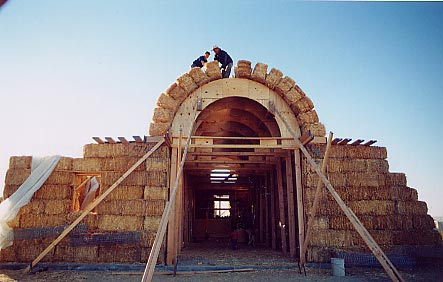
[303,143,441,262]
[234,60,252,78]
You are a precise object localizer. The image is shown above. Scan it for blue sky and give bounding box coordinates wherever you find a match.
[0,1,442,217]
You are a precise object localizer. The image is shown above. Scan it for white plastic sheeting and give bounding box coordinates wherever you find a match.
[0,155,61,250]
[80,176,99,210]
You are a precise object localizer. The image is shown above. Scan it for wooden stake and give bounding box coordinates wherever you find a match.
[274,110,405,282]
[276,159,287,255]
[25,138,165,273]
[294,149,305,261]
[300,132,333,265]
[285,153,296,258]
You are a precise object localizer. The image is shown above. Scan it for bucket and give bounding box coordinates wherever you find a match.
[331,258,345,276]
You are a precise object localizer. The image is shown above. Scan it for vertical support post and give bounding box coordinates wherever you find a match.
[270,169,277,250]
[166,146,178,265]
[259,176,265,244]
[294,149,305,261]
[265,172,270,247]
[285,152,296,258]
[276,159,287,255]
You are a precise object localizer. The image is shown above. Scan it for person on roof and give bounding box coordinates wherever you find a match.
[212,45,233,78]
[191,51,210,68]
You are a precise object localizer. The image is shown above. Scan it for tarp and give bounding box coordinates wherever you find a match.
[0,155,61,249]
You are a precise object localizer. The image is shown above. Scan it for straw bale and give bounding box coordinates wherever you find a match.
[251,62,268,84]
[391,186,418,201]
[311,217,329,230]
[20,214,67,228]
[149,122,170,136]
[396,201,428,215]
[144,186,167,200]
[332,186,401,201]
[101,171,148,187]
[301,123,326,137]
[349,200,395,216]
[412,215,435,230]
[290,96,314,115]
[72,158,100,171]
[3,184,20,198]
[67,212,99,230]
[297,110,319,125]
[7,214,20,228]
[4,168,31,185]
[166,82,187,103]
[55,157,73,171]
[146,157,168,171]
[9,156,32,169]
[346,146,387,159]
[235,60,252,78]
[144,216,161,231]
[98,243,141,263]
[284,85,305,104]
[351,230,394,246]
[189,67,210,86]
[346,172,386,187]
[327,159,366,173]
[275,76,295,96]
[98,215,144,231]
[122,200,147,216]
[156,92,179,111]
[104,185,144,200]
[33,184,72,200]
[18,199,45,214]
[265,68,283,90]
[177,73,198,95]
[14,238,55,262]
[45,171,73,185]
[83,143,153,158]
[366,159,389,173]
[387,173,407,187]
[53,245,98,262]
[145,200,165,216]
[394,230,441,245]
[152,107,173,123]
[310,230,353,247]
[140,231,157,247]
[100,157,146,171]
[146,171,168,186]
[44,200,71,215]
[307,246,332,263]
[0,245,16,262]
[205,61,222,81]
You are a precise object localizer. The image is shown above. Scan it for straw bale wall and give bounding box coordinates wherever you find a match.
[303,143,441,262]
[1,141,169,263]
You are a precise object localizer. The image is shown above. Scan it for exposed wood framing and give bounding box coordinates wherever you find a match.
[276,159,287,255]
[285,153,296,258]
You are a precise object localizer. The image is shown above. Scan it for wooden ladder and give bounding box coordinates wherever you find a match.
[24,137,166,273]
[272,107,405,282]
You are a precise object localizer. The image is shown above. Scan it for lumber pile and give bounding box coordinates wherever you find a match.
[1,141,170,263]
[303,144,442,262]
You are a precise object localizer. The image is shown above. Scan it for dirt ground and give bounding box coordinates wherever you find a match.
[1,243,442,281]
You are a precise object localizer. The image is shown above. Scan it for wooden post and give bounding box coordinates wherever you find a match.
[274,110,405,282]
[25,138,166,273]
[270,170,277,250]
[264,172,270,247]
[166,148,178,265]
[294,149,305,261]
[301,132,333,265]
[285,153,296,258]
[259,177,265,244]
[276,159,287,255]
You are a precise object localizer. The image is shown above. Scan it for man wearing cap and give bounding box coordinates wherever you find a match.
[212,45,233,78]
[191,51,210,68]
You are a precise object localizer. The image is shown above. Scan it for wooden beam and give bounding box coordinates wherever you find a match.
[331,138,342,145]
[337,138,351,145]
[363,140,377,146]
[118,137,129,144]
[167,149,178,265]
[350,139,364,146]
[285,153,296,258]
[299,131,314,145]
[276,159,287,255]
[270,170,277,250]
[294,148,305,262]
[25,138,166,273]
[105,137,116,144]
[133,136,144,143]
[92,137,104,144]
[301,132,333,266]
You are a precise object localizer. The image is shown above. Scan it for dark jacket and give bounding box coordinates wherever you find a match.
[214,49,233,69]
[191,55,208,68]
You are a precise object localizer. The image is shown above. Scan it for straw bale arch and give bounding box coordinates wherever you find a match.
[149,60,326,139]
